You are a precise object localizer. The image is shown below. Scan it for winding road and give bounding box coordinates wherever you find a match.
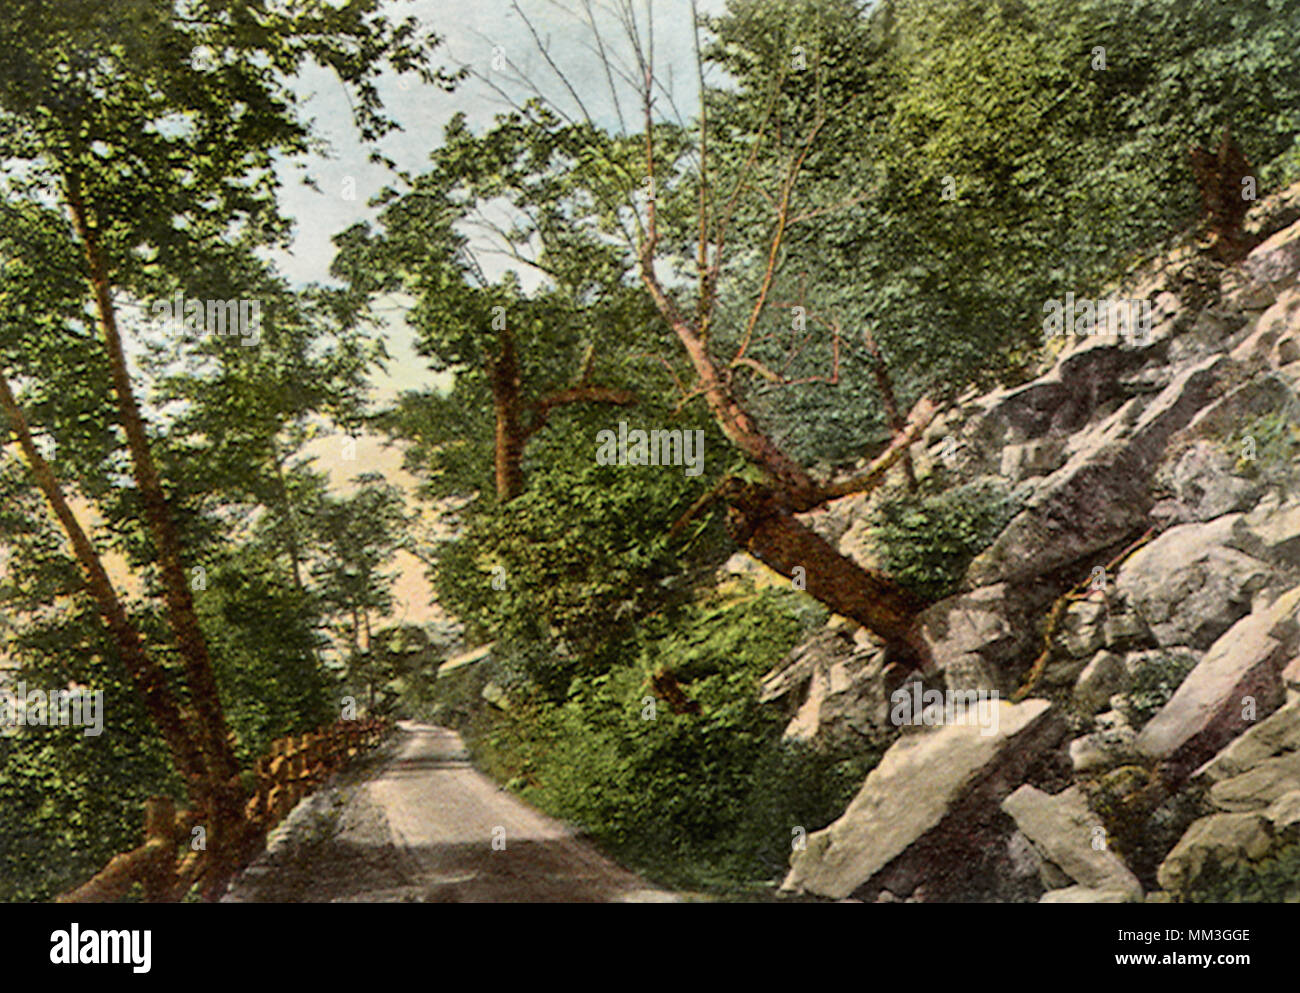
[224,721,676,903]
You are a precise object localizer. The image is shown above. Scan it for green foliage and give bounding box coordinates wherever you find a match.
[1127,651,1201,728]
[197,549,334,764]
[1185,842,1300,903]
[1232,408,1300,495]
[437,462,731,696]
[458,589,877,894]
[871,479,1021,601]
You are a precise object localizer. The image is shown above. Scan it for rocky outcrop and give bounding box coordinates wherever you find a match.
[759,627,899,748]
[966,355,1231,587]
[781,700,1064,901]
[775,186,1300,903]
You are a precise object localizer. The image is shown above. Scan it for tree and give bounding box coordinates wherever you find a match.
[308,474,410,711]
[432,0,935,664]
[0,0,455,893]
[331,111,654,506]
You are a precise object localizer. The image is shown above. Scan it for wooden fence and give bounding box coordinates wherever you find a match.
[55,717,390,903]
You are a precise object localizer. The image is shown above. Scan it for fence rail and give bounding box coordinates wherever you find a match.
[55,717,390,903]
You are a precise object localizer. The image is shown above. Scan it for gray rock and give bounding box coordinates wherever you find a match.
[781,700,1062,901]
[1135,598,1295,778]
[1208,752,1300,812]
[1194,696,1300,785]
[1074,650,1129,715]
[1115,515,1273,649]
[1150,440,1263,526]
[1243,497,1300,570]
[1002,785,1142,899]
[1103,611,1150,649]
[1001,438,1067,483]
[1226,223,1300,312]
[1156,813,1273,895]
[760,628,897,748]
[1069,728,1138,776]
[1057,601,1107,659]
[918,584,1028,693]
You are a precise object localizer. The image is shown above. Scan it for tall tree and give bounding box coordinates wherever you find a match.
[0,0,456,892]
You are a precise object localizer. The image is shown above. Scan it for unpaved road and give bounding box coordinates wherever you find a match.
[224,722,675,903]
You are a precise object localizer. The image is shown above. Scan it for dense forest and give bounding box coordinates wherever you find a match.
[3,0,1300,902]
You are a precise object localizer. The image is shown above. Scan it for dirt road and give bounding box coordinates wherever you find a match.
[224,721,675,903]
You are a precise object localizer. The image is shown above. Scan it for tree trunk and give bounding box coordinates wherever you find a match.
[0,373,211,805]
[66,182,246,897]
[727,488,931,669]
[270,442,305,592]
[639,277,930,658]
[490,322,526,504]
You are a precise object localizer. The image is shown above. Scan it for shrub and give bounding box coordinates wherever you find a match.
[1185,843,1300,903]
[871,479,1021,601]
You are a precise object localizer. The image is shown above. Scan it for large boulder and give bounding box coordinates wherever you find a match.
[1001,784,1142,900]
[1134,587,1300,778]
[1114,515,1273,649]
[781,700,1063,901]
[967,355,1230,586]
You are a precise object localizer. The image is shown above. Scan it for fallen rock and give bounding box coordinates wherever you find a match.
[781,700,1063,901]
[1134,602,1293,779]
[1074,650,1129,715]
[1002,784,1142,899]
[1115,515,1272,649]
